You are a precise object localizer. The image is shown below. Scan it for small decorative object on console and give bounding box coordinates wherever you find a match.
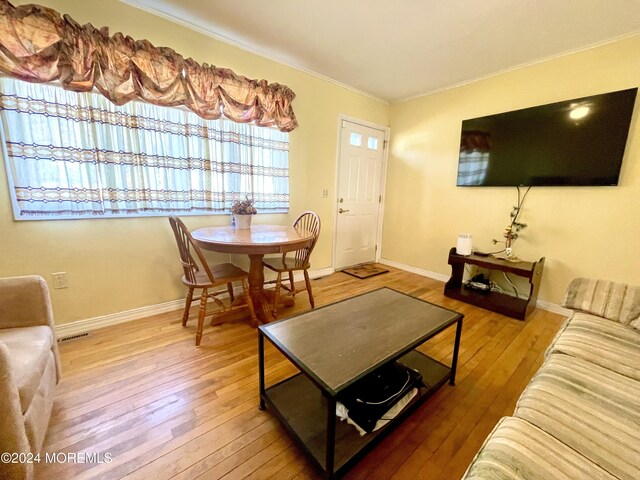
[456,233,473,256]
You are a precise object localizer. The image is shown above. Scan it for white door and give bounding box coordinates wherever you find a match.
[334,120,386,269]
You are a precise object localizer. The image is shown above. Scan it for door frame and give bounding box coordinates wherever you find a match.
[332,114,391,270]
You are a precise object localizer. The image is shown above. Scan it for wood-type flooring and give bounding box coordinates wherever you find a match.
[35,265,565,479]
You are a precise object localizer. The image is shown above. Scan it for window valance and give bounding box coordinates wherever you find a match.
[0,0,298,132]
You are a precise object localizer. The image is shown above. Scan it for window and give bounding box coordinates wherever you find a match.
[349,132,362,146]
[0,77,289,220]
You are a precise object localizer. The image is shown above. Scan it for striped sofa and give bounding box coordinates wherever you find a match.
[462,278,640,480]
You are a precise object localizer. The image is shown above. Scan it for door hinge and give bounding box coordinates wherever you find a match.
[375,244,378,252]
[379,194,382,203]
[383,139,388,149]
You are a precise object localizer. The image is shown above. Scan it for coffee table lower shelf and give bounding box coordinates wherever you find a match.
[261,350,451,478]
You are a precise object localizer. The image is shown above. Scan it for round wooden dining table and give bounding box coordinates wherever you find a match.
[191,224,315,323]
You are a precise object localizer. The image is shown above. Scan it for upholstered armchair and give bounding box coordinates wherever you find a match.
[0,276,61,480]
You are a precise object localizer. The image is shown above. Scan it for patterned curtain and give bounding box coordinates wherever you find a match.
[0,0,298,131]
[0,77,289,219]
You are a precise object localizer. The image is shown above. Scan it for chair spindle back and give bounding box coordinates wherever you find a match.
[292,211,321,265]
[169,216,215,285]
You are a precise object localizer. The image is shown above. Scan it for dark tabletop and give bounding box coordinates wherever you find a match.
[260,287,461,395]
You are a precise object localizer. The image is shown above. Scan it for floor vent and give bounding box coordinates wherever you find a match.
[58,332,89,343]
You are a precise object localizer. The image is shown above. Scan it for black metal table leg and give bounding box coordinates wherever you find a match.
[449,317,463,385]
[258,331,266,410]
[325,395,337,478]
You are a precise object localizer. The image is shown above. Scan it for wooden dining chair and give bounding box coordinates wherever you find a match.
[262,211,321,319]
[169,216,257,346]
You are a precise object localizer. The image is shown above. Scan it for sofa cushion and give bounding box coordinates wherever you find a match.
[0,326,54,413]
[545,311,640,381]
[562,277,640,325]
[461,416,617,480]
[514,353,640,480]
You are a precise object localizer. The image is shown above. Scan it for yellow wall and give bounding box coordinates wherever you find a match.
[0,0,388,324]
[4,1,638,323]
[384,35,640,303]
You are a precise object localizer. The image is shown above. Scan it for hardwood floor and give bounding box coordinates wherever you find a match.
[36,266,565,480]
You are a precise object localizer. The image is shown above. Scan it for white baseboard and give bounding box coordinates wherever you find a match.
[55,261,568,338]
[55,266,336,338]
[56,298,185,339]
[535,300,571,317]
[378,258,568,317]
[306,267,335,279]
[378,258,450,282]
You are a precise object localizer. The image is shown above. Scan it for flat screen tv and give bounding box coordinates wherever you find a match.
[456,88,637,186]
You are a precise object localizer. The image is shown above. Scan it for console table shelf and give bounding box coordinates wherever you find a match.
[444,247,545,320]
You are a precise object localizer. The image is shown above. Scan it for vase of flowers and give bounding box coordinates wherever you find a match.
[493,186,530,260]
[230,196,257,229]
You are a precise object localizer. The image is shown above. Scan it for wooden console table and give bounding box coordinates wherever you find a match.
[444,247,545,320]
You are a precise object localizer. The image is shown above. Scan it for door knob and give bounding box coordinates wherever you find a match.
[338,208,350,214]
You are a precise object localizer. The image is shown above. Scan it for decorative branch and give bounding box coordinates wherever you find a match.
[492,186,531,256]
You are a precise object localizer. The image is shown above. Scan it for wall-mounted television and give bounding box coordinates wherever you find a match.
[456,88,638,186]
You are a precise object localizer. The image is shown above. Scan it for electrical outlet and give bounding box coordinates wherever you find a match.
[322,188,328,198]
[51,272,68,289]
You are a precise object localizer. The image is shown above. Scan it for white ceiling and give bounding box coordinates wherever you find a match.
[122,0,640,103]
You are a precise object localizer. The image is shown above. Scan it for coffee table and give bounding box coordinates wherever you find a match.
[258,287,463,479]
